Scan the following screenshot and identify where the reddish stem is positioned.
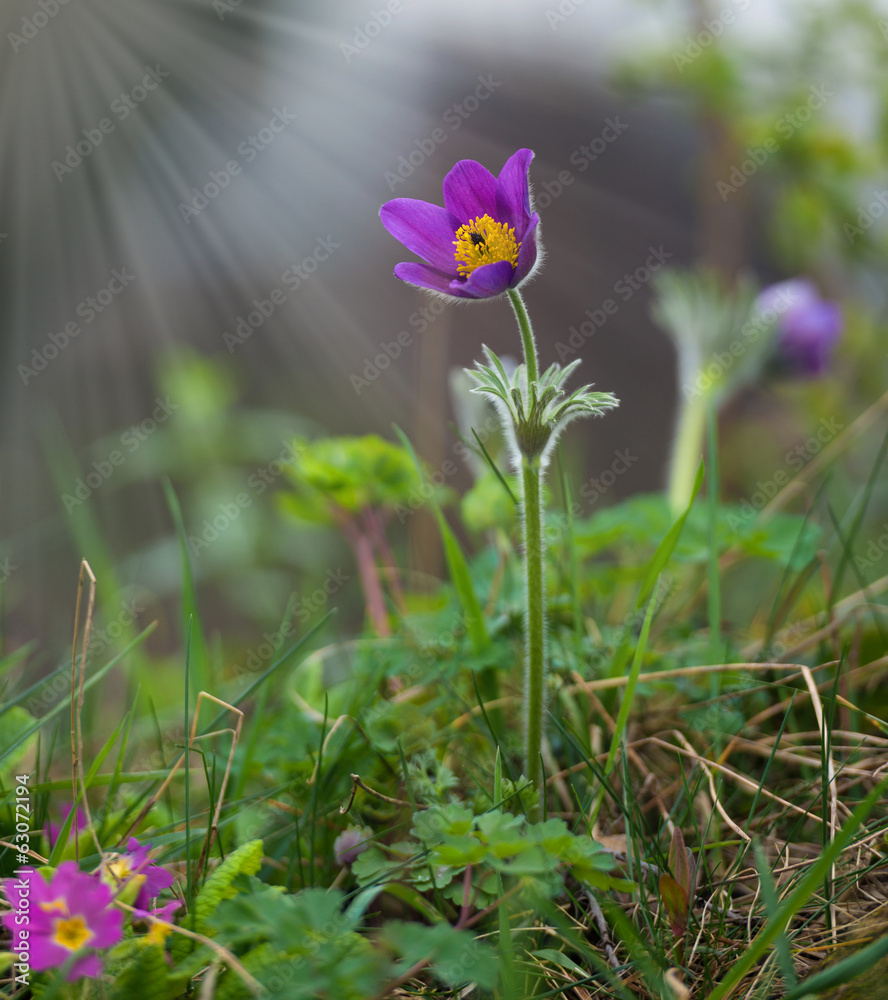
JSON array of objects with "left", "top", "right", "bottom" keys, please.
[
  {"left": 338, "top": 511, "right": 390, "bottom": 637},
  {"left": 362, "top": 507, "right": 407, "bottom": 615}
]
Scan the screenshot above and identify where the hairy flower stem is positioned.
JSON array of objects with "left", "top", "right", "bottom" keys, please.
[
  {"left": 508, "top": 289, "right": 546, "bottom": 821},
  {"left": 521, "top": 456, "right": 546, "bottom": 822},
  {"left": 507, "top": 288, "right": 539, "bottom": 387}
]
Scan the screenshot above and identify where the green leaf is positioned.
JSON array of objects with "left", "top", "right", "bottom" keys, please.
[
  {"left": 0, "top": 706, "right": 38, "bottom": 781},
  {"left": 381, "top": 921, "right": 498, "bottom": 989},
  {"left": 394, "top": 426, "right": 489, "bottom": 654},
  {"left": 192, "top": 840, "right": 264, "bottom": 936},
  {"left": 412, "top": 803, "right": 475, "bottom": 843}
]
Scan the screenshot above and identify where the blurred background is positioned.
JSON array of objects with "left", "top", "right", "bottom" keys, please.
[{"left": 2, "top": 0, "right": 887, "bottom": 671}]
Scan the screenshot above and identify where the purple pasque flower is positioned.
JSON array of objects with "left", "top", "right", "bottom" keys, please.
[
  {"left": 756, "top": 278, "right": 842, "bottom": 376},
  {"left": 103, "top": 838, "right": 176, "bottom": 909},
  {"left": 380, "top": 148, "right": 541, "bottom": 300},
  {"left": 2, "top": 863, "right": 123, "bottom": 980}
]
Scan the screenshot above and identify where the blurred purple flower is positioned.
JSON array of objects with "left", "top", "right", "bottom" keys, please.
[
  {"left": 333, "top": 826, "right": 371, "bottom": 866},
  {"left": 379, "top": 148, "right": 541, "bottom": 300},
  {"left": 757, "top": 279, "right": 842, "bottom": 376},
  {"left": 2, "top": 863, "right": 122, "bottom": 980},
  {"left": 133, "top": 899, "right": 182, "bottom": 949},
  {"left": 45, "top": 804, "right": 88, "bottom": 851}
]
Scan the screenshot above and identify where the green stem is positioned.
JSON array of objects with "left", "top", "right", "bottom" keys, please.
[
  {"left": 507, "top": 288, "right": 539, "bottom": 388},
  {"left": 521, "top": 456, "right": 546, "bottom": 822},
  {"left": 507, "top": 289, "right": 547, "bottom": 821},
  {"left": 668, "top": 386, "right": 709, "bottom": 516}
]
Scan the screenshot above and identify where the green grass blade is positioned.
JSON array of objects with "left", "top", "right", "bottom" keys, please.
[
  {"left": 705, "top": 773, "right": 888, "bottom": 1000},
  {"left": 830, "top": 420, "right": 888, "bottom": 607},
  {"left": 47, "top": 711, "right": 130, "bottom": 865},
  {"left": 163, "top": 477, "right": 210, "bottom": 694},
  {"left": 783, "top": 932, "right": 888, "bottom": 1000},
  {"left": 0, "top": 624, "right": 155, "bottom": 765},
  {"left": 752, "top": 840, "right": 797, "bottom": 991},
  {"left": 604, "top": 582, "right": 660, "bottom": 779},
  {"left": 472, "top": 427, "right": 517, "bottom": 505},
  {"left": 607, "top": 459, "right": 703, "bottom": 682},
  {"left": 637, "top": 459, "right": 704, "bottom": 610},
  {"left": 393, "top": 425, "right": 489, "bottom": 654}
]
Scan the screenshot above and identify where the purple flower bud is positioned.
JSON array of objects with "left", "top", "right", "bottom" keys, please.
[
  {"left": 333, "top": 826, "right": 371, "bottom": 866},
  {"left": 756, "top": 279, "right": 843, "bottom": 376}
]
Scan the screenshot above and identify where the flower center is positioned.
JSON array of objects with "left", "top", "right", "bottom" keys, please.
[
  {"left": 40, "top": 898, "right": 68, "bottom": 915},
  {"left": 108, "top": 859, "right": 133, "bottom": 880},
  {"left": 53, "top": 914, "right": 94, "bottom": 952},
  {"left": 453, "top": 215, "right": 520, "bottom": 277}
]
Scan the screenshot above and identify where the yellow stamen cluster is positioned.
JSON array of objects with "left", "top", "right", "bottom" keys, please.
[
  {"left": 107, "top": 859, "right": 133, "bottom": 881},
  {"left": 53, "top": 914, "right": 94, "bottom": 952},
  {"left": 453, "top": 215, "right": 520, "bottom": 277},
  {"left": 146, "top": 919, "right": 174, "bottom": 946}
]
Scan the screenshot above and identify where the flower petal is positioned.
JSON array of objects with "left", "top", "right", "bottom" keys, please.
[
  {"left": 513, "top": 213, "right": 540, "bottom": 285},
  {"left": 496, "top": 148, "right": 534, "bottom": 233},
  {"left": 380, "top": 199, "right": 462, "bottom": 271},
  {"left": 450, "top": 260, "right": 515, "bottom": 299},
  {"left": 88, "top": 903, "right": 124, "bottom": 948},
  {"left": 394, "top": 261, "right": 461, "bottom": 296},
  {"left": 67, "top": 954, "right": 103, "bottom": 981},
  {"left": 442, "top": 159, "right": 497, "bottom": 222}
]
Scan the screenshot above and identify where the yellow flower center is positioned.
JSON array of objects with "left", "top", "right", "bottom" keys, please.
[
  {"left": 108, "top": 859, "right": 133, "bottom": 880},
  {"left": 146, "top": 920, "right": 173, "bottom": 946},
  {"left": 40, "top": 898, "right": 68, "bottom": 915},
  {"left": 53, "top": 914, "right": 94, "bottom": 952},
  {"left": 453, "top": 215, "right": 520, "bottom": 277}
]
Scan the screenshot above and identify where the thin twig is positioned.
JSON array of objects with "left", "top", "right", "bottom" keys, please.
[
  {"left": 582, "top": 888, "right": 620, "bottom": 969},
  {"left": 346, "top": 773, "right": 420, "bottom": 810},
  {"left": 116, "top": 899, "right": 262, "bottom": 996},
  {"left": 69, "top": 560, "right": 103, "bottom": 861}
]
